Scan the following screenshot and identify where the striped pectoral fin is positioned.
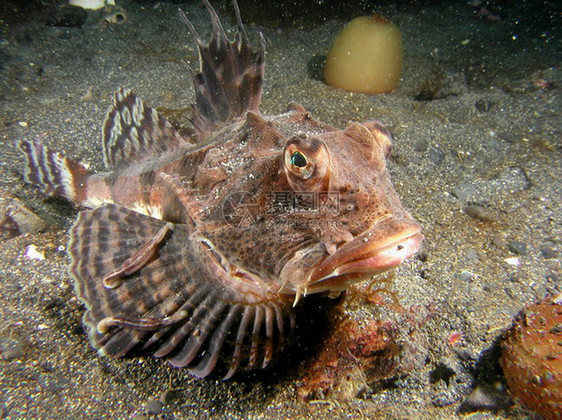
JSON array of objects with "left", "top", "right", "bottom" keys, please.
[
  {"left": 69, "top": 204, "right": 183, "bottom": 357},
  {"left": 17, "top": 140, "right": 92, "bottom": 204},
  {"left": 69, "top": 204, "right": 294, "bottom": 378}
]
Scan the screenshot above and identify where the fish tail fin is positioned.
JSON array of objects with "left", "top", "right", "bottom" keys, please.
[
  {"left": 179, "top": 0, "right": 265, "bottom": 140},
  {"left": 17, "top": 140, "right": 93, "bottom": 205}
]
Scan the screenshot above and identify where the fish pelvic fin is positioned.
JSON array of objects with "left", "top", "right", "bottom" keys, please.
[
  {"left": 102, "top": 88, "right": 189, "bottom": 169},
  {"left": 180, "top": 0, "right": 265, "bottom": 141},
  {"left": 17, "top": 139, "right": 92, "bottom": 205}
]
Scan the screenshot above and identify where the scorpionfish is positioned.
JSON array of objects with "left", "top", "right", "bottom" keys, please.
[{"left": 18, "top": 0, "right": 423, "bottom": 379}]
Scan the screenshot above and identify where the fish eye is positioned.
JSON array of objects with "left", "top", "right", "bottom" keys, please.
[
  {"left": 284, "top": 142, "right": 314, "bottom": 180},
  {"left": 283, "top": 135, "right": 330, "bottom": 187},
  {"left": 290, "top": 151, "right": 308, "bottom": 168},
  {"left": 285, "top": 148, "right": 313, "bottom": 179}
]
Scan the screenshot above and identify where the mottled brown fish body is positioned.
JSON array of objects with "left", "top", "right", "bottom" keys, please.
[
  {"left": 17, "top": 0, "right": 422, "bottom": 379},
  {"left": 80, "top": 147, "right": 197, "bottom": 222}
]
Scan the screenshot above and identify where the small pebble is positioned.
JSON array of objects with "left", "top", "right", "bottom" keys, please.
[
  {"left": 0, "top": 335, "right": 25, "bottom": 360},
  {"left": 459, "top": 384, "right": 511, "bottom": 413},
  {"left": 38, "top": 373, "right": 70, "bottom": 393},
  {"left": 25, "top": 245, "right": 45, "bottom": 261},
  {"left": 465, "top": 248, "right": 479, "bottom": 261},
  {"left": 452, "top": 167, "right": 530, "bottom": 203},
  {"left": 540, "top": 241, "right": 558, "bottom": 259},
  {"left": 463, "top": 205, "right": 498, "bottom": 223},
  {"left": 428, "top": 146, "right": 445, "bottom": 165},
  {"left": 413, "top": 139, "right": 428, "bottom": 152},
  {"left": 460, "top": 270, "right": 475, "bottom": 282},
  {"left": 506, "top": 241, "right": 527, "bottom": 255},
  {"left": 498, "top": 132, "right": 518, "bottom": 143},
  {"left": 451, "top": 183, "right": 477, "bottom": 202},
  {"left": 145, "top": 399, "right": 163, "bottom": 415},
  {"left": 504, "top": 257, "right": 519, "bottom": 266}
]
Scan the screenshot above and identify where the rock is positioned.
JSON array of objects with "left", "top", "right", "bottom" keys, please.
[
  {"left": 540, "top": 241, "right": 558, "bottom": 259},
  {"left": 144, "top": 399, "right": 163, "bottom": 415},
  {"left": 458, "top": 384, "right": 511, "bottom": 413},
  {"left": 464, "top": 248, "right": 480, "bottom": 261},
  {"left": 459, "top": 270, "right": 475, "bottom": 282},
  {"left": 452, "top": 183, "right": 477, "bottom": 202},
  {"left": 0, "top": 335, "right": 26, "bottom": 360},
  {"left": 506, "top": 241, "right": 527, "bottom": 255},
  {"left": 500, "top": 295, "right": 562, "bottom": 419},
  {"left": 38, "top": 373, "right": 71, "bottom": 393},
  {"left": 452, "top": 166, "right": 530, "bottom": 204},
  {"left": 25, "top": 245, "right": 45, "bottom": 261},
  {"left": 297, "top": 318, "right": 401, "bottom": 402},
  {"left": 427, "top": 146, "right": 445, "bottom": 165},
  {"left": 0, "top": 199, "right": 54, "bottom": 240},
  {"left": 0, "top": 213, "right": 20, "bottom": 240},
  {"left": 9, "top": 204, "right": 52, "bottom": 234},
  {"left": 413, "top": 139, "right": 428, "bottom": 152},
  {"left": 463, "top": 205, "right": 499, "bottom": 223}
]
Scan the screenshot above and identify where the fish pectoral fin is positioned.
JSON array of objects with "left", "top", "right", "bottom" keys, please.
[
  {"left": 102, "top": 88, "right": 190, "bottom": 169},
  {"left": 69, "top": 203, "right": 293, "bottom": 378}
]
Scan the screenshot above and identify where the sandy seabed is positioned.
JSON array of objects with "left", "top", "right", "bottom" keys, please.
[{"left": 0, "top": 0, "right": 560, "bottom": 418}]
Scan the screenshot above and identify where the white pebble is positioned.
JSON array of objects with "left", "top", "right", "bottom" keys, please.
[
  {"left": 25, "top": 245, "right": 45, "bottom": 261},
  {"left": 504, "top": 257, "right": 519, "bottom": 266}
]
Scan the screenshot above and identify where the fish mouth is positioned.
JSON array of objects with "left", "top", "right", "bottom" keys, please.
[{"left": 305, "top": 218, "right": 423, "bottom": 294}]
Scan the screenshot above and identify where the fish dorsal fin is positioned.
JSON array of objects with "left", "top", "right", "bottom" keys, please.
[
  {"left": 102, "top": 88, "right": 187, "bottom": 169},
  {"left": 179, "top": 0, "right": 265, "bottom": 141}
]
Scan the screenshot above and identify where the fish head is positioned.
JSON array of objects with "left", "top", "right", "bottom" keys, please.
[
  {"left": 196, "top": 109, "right": 422, "bottom": 300},
  {"left": 276, "top": 118, "right": 423, "bottom": 296}
]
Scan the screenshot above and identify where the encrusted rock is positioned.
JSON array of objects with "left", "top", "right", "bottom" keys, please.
[{"left": 500, "top": 294, "right": 562, "bottom": 419}]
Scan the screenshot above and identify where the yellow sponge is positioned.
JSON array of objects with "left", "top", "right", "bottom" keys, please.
[{"left": 324, "top": 15, "right": 403, "bottom": 94}]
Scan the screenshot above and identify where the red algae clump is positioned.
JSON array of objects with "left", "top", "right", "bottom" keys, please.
[{"left": 297, "top": 318, "right": 400, "bottom": 402}]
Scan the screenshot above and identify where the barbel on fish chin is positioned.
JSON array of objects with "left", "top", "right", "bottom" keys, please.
[{"left": 17, "top": 0, "right": 423, "bottom": 379}]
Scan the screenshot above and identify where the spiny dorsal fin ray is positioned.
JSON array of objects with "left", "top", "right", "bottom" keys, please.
[
  {"left": 69, "top": 204, "right": 292, "bottom": 378},
  {"left": 179, "top": 0, "right": 265, "bottom": 141},
  {"left": 102, "top": 88, "right": 188, "bottom": 169}
]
